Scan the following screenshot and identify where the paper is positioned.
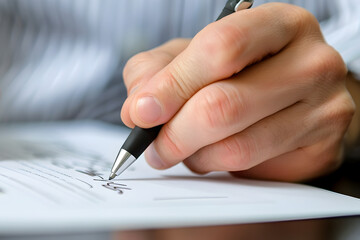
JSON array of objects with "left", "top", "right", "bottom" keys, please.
[{"left": 0, "top": 121, "right": 359, "bottom": 234}]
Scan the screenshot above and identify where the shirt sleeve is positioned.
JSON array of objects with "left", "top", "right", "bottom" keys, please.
[{"left": 320, "top": 0, "right": 360, "bottom": 79}]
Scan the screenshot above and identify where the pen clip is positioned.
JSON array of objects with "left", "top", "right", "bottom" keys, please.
[
  {"left": 216, "top": 0, "right": 253, "bottom": 21},
  {"left": 234, "top": 0, "right": 253, "bottom": 11}
]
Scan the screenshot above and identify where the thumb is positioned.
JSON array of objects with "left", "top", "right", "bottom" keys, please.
[{"left": 121, "top": 39, "right": 191, "bottom": 127}]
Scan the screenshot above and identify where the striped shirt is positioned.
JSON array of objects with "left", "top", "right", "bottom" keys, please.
[{"left": 0, "top": 0, "right": 359, "bottom": 123}]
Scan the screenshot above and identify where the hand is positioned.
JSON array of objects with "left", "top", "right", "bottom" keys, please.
[{"left": 121, "top": 3, "right": 355, "bottom": 182}]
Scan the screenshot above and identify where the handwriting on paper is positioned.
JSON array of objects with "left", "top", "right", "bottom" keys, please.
[{"left": 0, "top": 138, "right": 132, "bottom": 198}]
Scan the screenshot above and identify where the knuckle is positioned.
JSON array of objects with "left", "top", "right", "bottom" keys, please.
[
  {"left": 306, "top": 46, "right": 347, "bottom": 85},
  {"left": 340, "top": 93, "right": 355, "bottom": 119},
  {"left": 276, "top": 3, "right": 319, "bottom": 36},
  {"left": 123, "top": 52, "right": 152, "bottom": 87},
  {"left": 319, "top": 47, "right": 347, "bottom": 79},
  {"left": 316, "top": 91, "right": 355, "bottom": 139},
  {"left": 331, "top": 92, "right": 355, "bottom": 127},
  {"left": 160, "top": 125, "right": 187, "bottom": 160},
  {"left": 220, "top": 136, "right": 254, "bottom": 170},
  {"left": 198, "top": 84, "right": 246, "bottom": 131},
  {"left": 196, "top": 22, "right": 248, "bottom": 73},
  {"left": 292, "top": 6, "right": 317, "bottom": 30},
  {"left": 260, "top": 3, "right": 319, "bottom": 38},
  {"left": 123, "top": 52, "right": 150, "bottom": 77},
  {"left": 159, "top": 66, "right": 194, "bottom": 102}
]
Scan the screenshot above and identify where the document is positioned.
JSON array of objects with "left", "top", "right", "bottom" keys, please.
[{"left": 0, "top": 121, "right": 359, "bottom": 234}]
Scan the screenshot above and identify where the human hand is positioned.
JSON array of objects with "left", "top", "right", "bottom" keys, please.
[{"left": 121, "top": 3, "right": 354, "bottom": 182}]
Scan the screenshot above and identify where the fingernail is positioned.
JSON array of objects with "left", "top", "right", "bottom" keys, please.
[
  {"left": 136, "top": 96, "right": 162, "bottom": 123},
  {"left": 145, "top": 144, "right": 165, "bottom": 169}
]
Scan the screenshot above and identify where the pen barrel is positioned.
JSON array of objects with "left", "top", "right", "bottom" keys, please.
[
  {"left": 216, "top": 0, "right": 237, "bottom": 20},
  {"left": 121, "top": 125, "right": 163, "bottom": 158}
]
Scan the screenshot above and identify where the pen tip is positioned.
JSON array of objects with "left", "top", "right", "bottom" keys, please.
[{"left": 109, "top": 172, "right": 116, "bottom": 180}]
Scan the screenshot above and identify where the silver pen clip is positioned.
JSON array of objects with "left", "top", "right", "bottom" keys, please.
[{"left": 234, "top": 0, "right": 254, "bottom": 11}]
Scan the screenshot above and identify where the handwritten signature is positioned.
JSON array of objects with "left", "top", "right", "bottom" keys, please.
[{"left": 77, "top": 169, "right": 132, "bottom": 194}]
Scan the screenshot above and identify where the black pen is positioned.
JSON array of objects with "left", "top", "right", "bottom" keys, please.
[{"left": 109, "top": 0, "right": 254, "bottom": 180}]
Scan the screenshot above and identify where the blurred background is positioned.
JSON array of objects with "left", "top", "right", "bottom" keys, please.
[
  {"left": 0, "top": 0, "right": 225, "bottom": 123},
  {"left": 0, "top": 0, "right": 359, "bottom": 239},
  {"left": 1, "top": 0, "right": 359, "bottom": 124}
]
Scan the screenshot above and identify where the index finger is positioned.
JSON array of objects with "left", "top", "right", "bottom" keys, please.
[{"left": 123, "top": 38, "right": 191, "bottom": 95}]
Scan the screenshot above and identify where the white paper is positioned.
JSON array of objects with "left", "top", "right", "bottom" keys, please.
[{"left": 0, "top": 121, "right": 359, "bottom": 234}]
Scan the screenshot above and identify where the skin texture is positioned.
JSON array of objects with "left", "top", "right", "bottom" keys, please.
[{"left": 120, "top": 3, "right": 355, "bottom": 182}]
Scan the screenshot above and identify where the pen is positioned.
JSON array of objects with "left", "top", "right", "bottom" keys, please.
[{"left": 109, "top": 0, "right": 254, "bottom": 180}]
